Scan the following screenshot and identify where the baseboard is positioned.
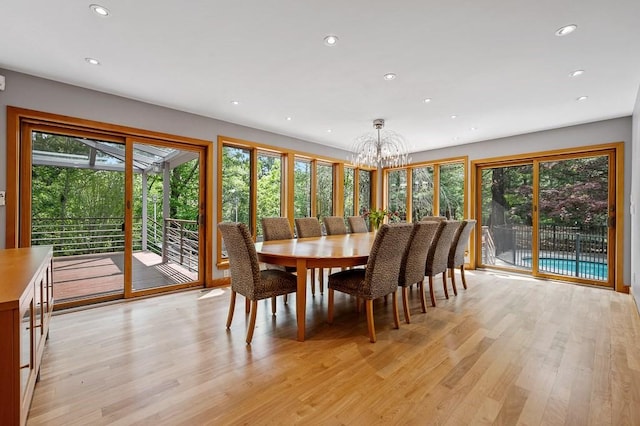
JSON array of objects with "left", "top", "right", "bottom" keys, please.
[{"left": 207, "top": 277, "right": 230, "bottom": 288}]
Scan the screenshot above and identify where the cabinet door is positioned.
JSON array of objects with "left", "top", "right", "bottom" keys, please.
[{"left": 19, "top": 298, "right": 34, "bottom": 401}]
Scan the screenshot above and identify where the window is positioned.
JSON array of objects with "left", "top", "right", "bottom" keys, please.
[
  {"left": 358, "top": 169, "right": 372, "bottom": 215},
  {"left": 316, "top": 163, "right": 334, "bottom": 221},
  {"left": 221, "top": 146, "right": 251, "bottom": 225},
  {"left": 256, "top": 152, "right": 283, "bottom": 239},
  {"left": 294, "top": 158, "right": 312, "bottom": 218},
  {"left": 344, "top": 167, "right": 355, "bottom": 217},
  {"left": 439, "top": 162, "right": 464, "bottom": 219},
  {"left": 387, "top": 169, "right": 407, "bottom": 221},
  {"left": 412, "top": 166, "right": 434, "bottom": 220}
]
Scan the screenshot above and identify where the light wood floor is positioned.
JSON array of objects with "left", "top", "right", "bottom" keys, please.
[{"left": 28, "top": 270, "right": 640, "bottom": 425}]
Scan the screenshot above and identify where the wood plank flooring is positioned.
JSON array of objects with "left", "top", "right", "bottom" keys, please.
[{"left": 28, "top": 270, "right": 640, "bottom": 425}]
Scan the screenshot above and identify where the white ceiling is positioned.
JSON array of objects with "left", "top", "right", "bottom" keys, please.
[{"left": 2, "top": 1, "right": 640, "bottom": 154}]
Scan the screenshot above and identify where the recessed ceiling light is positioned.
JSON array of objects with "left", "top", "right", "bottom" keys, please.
[
  {"left": 577, "top": 96, "right": 588, "bottom": 101},
  {"left": 569, "top": 69, "right": 585, "bottom": 77},
  {"left": 383, "top": 73, "right": 396, "bottom": 81},
  {"left": 286, "top": 116, "right": 292, "bottom": 121},
  {"left": 323, "top": 35, "right": 338, "bottom": 46},
  {"left": 85, "top": 57, "right": 100, "bottom": 65},
  {"left": 555, "top": 24, "right": 577, "bottom": 36},
  {"left": 230, "top": 100, "right": 240, "bottom": 105},
  {"left": 450, "top": 115, "right": 457, "bottom": 119},
  {"left": 470, "top": 127, "right": 477, "bottom": 131},
  {"left": 423, "top": 98, "right": 432, "bottom": 103},
  {"left": 327, "top": 129, "right": 332, "bottom": 133},
  {"left": 90, "top": 4, "right": 110, "bottom": 17}
]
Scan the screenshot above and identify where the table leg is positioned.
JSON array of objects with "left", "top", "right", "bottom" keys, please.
[{"left": 296, "top": 259, "right": 307, "bottom": 341}]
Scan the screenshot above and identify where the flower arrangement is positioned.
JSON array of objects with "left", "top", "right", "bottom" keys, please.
[{"left": 361, "top": 208, "right": 401, "bottom": 230}]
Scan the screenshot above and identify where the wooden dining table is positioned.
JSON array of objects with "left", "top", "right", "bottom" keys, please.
[{"left": 255, "top": 231, "right": 378, "bottom": 341}]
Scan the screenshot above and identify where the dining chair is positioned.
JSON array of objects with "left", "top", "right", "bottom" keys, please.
[
  {"left": 323, "top": 216, "right": 348, "bottom": 235},
  {"left": 294, "top": 217, "right": 324, "bottom": 295},
  {"left": 424, "top": 220, "right": 463, "bottom": 307},
  {"left": 448, "top": 219, "right": 477, "bottom": 291},
  {"left": 261, "top": 217, "right": 296, "bottom": 305},
  {"left": 421, "top": 215, "right": 447, "bottom": 221},
  {"left": 348, "top": 216, "right": 369, "bottom": 233},
  {"left": 218, "top": 222, "right": 298, "bottom": 344},
  {"left": 398, "top": 221, "right": 443, "bottom": 323},
  {"left": 327, "top": 223, "right": 414, "bottom": 343}
]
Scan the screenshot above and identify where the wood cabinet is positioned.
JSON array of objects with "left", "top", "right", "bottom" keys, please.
[{"left": 0, "top": 246, "right": 54, "bottom": 426}]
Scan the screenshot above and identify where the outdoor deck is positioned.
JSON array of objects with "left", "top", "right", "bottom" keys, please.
[{"left": 53, "top": 251, "right": 198, "bottom": 301}]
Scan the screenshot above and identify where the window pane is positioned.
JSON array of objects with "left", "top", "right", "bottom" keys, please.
[
  {"left": 412, "top": 166, "right": 434, "bottom": 220},
  {"left": 344, "top": 167, "right": 355, "bottom": 217},
  {"left": 221, "top": 146, "right": 250, "bottom": 225},
  {"left": 387, "top": 169, "right": 407, "bottom": 221},
  {"left": 439, "top": 163, "right": 464, "bottom": 219},
  {"left": 256, "top": 152, "right": 282, "bottom": 240},
  {"left": 316, "top": 163, "right": 333, "bottom": 220},
  {"left": 294, "top": 159, "right": 311, "bottom": 218},
  {"left": 358, "top": 170, "right": 372, "bottom": 215}
]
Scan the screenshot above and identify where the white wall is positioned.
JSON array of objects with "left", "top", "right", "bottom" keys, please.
[
  {"left": 631, "top": 85, "right": 640, "bottom": 309},
  {"left": 412, "top": 116, "right": 633, "bottom": 288}
]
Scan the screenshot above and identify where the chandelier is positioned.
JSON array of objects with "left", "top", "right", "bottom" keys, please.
[{"left": 350, "top": 119, "right": 411, "bottom": 168}]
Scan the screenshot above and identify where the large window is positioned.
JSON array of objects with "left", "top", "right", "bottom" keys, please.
[
  {"left": 387, "top": 169, "right": 407, "bottom": 221},
  {"left": 316, "top": 162, "right": 334, "bottom": 221},
  {"left": 217, "top": 137, "right": 376, "bottom": 265},
  {"left": 383, "top": 158, "right": 466, "bottom": 223},
  {"left": 412, "top": 166, "right": 434, "bottom": 220},
  {"left": 344, "top": 167, "right": 355, "bottom": 217},
  {"left": 294, "top": 158, "right": 312, "bottom": 218}
]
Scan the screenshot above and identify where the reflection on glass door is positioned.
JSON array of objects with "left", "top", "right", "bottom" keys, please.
[
  {"left": 131, "top": 143, "right": 202, "bottom": 292},
  {"left": 537, "top": 155, "right": 610, "bottom": 283},
  {"left": 479, "top": 164, "right": 533, "bottom": 270},
  {"left": 31, "top": 131, "right": 125, "bottom": 302}
]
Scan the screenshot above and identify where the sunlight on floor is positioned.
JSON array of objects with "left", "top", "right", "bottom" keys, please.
[{"left": 198, "top": 288, "right": 226, "bottom": 299}]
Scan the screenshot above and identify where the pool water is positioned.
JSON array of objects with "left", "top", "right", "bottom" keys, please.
[{"left": 522, "top": 257, "right": 607, "bottom": 280}]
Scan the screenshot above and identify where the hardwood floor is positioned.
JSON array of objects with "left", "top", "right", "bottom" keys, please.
[{"left": 28, "top": 270, "right": 640, "bottom": 425}]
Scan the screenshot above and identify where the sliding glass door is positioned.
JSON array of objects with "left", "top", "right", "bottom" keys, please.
[{"left": 476, "top": 149, "right": 616, "bottom": 287}]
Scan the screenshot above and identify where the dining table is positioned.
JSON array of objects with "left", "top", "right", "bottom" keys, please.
[{"left": 255, "top": 231, "right": 378, "bottom": 341}]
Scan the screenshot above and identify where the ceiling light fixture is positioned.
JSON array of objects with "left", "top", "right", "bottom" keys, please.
[
  {"left": 450, "top": 115, "right": 457, "bottom": 119},
  {"left": 323, "top": 35, "right": 338, "bottom": 46},
  {"left": 569, "top": 69, "right": 584, "bottom": 77},
  {"left": 555, "top": 24, "right": 577, "bottom": 36},
  {"left": 327, "top": 129, "right": 332, "bottom": 133},
  {"left": 230, "top": 100, "right": 240, "bottom": 105},
  {"left": 89, "top": 4, "right": 110, "bottom": 16},
  {"left": 423, "top": 98, "right": 432, "bottom": 103},
  {"left": 577, "top": 96, "right": 588, "bottom": 101},
  {"left": 351, "top": 118, "right": 411, "bottom": 169},
  {"left": 286, "top": 116, "right": 292, "bottom": 121},
  {"left": 383, "top": 73, "right": 396, "bottom": 81},
  {"left": 85, "top": 57, "right": 100, "bottom": 65}
]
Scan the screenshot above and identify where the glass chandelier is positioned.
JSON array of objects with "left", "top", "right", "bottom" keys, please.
[{"left": 350, "top": 119, "right": 411, "bottom": 168}]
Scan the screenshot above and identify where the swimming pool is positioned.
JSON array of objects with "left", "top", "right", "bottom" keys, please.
[{"left": 522, "top": 257, "right": 607, "bottom": 280}]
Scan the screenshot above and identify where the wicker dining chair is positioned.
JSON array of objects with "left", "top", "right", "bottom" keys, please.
[
  {"left": 424, "top": 220, "right": 463, "bottom": 307},
  {"left": 398, "top": 221, "right": 443, "bottom": 323},
  {"left": 261, "top": 216, "right": 296, "bottom": 305},
  {"left": 218, "top": 222, "right": 297, "bottom": 344},
  {"left": 323, "top": 216, "right": 348, "bottom": 235},
  {"left": 327, "top": 223, "right": 414, "bottom": 342},
  {"left": 448, "top": 219, "right": 477, "bottom": 291},
  {"left": 421, "top": 215, "right": 447, "bottom": 222},
  {"left": 294, "top": 217, "right": 324, "bottom": 295},
  {"left": 348, "top": 216, "right": 369, "bottom": 233}
]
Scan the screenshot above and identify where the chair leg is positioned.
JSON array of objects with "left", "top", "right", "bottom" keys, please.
[
  {"left": 328, "top": 289, "right": 335, "bottom": 324},
  {"left": 284, "top": 294, "right": 288, "bottom": 304},
  {"left": 392, "top": 292, "right": 400, "bottom": 329},
  {"left": 310, "top": 268, "right": 316, "bottom": 295},
  {"left": 429, "top": 276, "right": 436, "bottom": 307},
  {"left": 419, "top": 279, "right": 427, "bottom": 313},
  {"left": 460, "top": 265, "right": 468, "bottom": 289},
  {"left": 319, "top": 268, "right": 324, "bottom": 294},
  {"left": 226, "top": 290, "right": 237, "bottom": 329},
  {"left": 271, "top": 296, "right": 277, "bottom": 314},
  {"left": 442, "top": 272, "right": 449, "bottom": 299},
  {"left": 365, "top": 299, "right": 376, "bottom": 343},
  {"left": 450, "top": 268, "right": 458, "bottom": 296},
  {"left": 401, "top": 286, "right": 411, "bottom": 323},
  {"left": 245, "top": 298, "right": 251, "bottom": 314},
  {"left": 246, "top": 300, "right": 258, "bottom": 344}
]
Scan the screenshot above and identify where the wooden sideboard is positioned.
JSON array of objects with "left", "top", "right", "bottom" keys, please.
[{"left": 0, "top": 246, "right": 54, "bottom": 426}]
